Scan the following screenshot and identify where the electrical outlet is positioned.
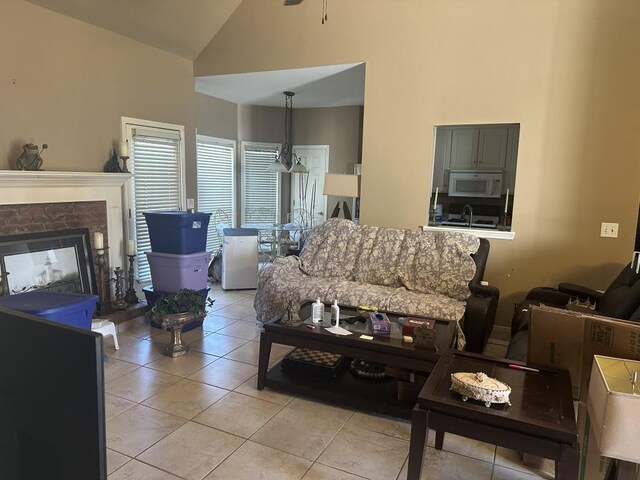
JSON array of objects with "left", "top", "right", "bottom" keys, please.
[
  {"left": 186, "top": 198, "right": 195, "bottom": 210},
  {"left": 600, "top": 222, "right": 619, "bottom": 238}
]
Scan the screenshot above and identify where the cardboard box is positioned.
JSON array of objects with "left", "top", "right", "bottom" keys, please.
[
  {"left": 527, "top": 306, "right": 640, "bottom": 400},
  {"left": 528, "top": 306, "right": 585, "bottom": 398},
  {"left": 580, "top": 412, "right": 613, "bottom": 480}
]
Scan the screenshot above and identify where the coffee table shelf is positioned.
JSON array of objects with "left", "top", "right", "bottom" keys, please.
[
  {"left": 265, "top": 361, "right": 415, "bottom": 418},
  {"left": 258, "top": 302, "right": 457, "bottom": 418}
]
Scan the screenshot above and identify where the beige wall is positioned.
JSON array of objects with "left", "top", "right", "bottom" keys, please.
[
  {"left": 0, "top": 0, "right": 196, "bottom": 190},
  {"left": 196, "top": 0, "right": 640, "bottom": 326},
  {"left": 294, "top": 106, "right": 363, "bottom": 174},
  {"left": 293, "top": 106, "right": 364, "bottom": 217},
  {"left": 195, "top": 93, "right": 238, "bottom": 140}
]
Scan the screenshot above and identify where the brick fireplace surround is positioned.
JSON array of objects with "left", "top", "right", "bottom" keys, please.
[{"left": 0, "top": 201, "right": 108, "bottom": 242}]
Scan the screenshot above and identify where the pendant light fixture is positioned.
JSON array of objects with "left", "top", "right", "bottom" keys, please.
[{"left": 268, "top": 91, "right": 308, "bottom": 174}]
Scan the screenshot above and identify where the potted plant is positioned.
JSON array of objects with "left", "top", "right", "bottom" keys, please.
[{"left": 151, "top": 289, "right": 213, "bottom": 357}]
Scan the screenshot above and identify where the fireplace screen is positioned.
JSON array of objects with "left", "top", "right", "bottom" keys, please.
[{"left": 0, "top": 228, "right": 97, "bottom": 296}]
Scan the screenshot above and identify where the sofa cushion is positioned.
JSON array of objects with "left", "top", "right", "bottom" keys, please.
[
  {"left": 386, "top": 288, "right": 467, "bottom": 322},
  {"left": 352, "top": 225, "right": 405, "bottom": 287},
  {"left": 323, "top": 279, "right": 403, "bottom": 311},
  {"left": 255, "top": 256, "right": 338, "bottom": 323},
  {"left": 397, "top": 230, "right": 479, "bottom": 301},
  {"left": 299, "top": 218, "right": 362, "bottom": 279},
  {"left": 327, "top": 279, "right": 466, "bottom": 323}
]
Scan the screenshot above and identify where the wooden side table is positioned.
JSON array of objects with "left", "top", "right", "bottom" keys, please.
[{"left": 408, "top": 350, "right": 579, "bottom": 480}]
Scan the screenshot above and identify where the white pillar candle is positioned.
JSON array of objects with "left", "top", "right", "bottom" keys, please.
[
  {"left": 127, "top": 239, "right": 136, "bottom": 256},
  {"left": 93, "top": 232, "right": 104, "bottom": 250},
  {"left": 433, "top": 187, "right": 439, "bottom": 210},
  {"left": 504, "top": 188, "right": 510, "bottom": 214},
  {"left": 119, "top": 141, "right": 129, "bottom": 157}
]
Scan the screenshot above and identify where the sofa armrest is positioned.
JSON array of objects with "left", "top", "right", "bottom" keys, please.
[
  {"left": 463, "top": 294, "right": 498, "bottom": 354},
  {"left": 524, "top": 287, "right": 572, "bottom": 307},
  {"left": 470, "top": 283, "right": 500, "bottom": 300},
  {"left": 557, "top": 282, "right": 604, "bottom": 302}
]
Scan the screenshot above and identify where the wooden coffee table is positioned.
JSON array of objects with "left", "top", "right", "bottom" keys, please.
[
  {"left": 257, "top": 302, "right": 457, "bottom": 418},
  {"left": 408, "top": 349, "right": 579, "bottom": 480}
]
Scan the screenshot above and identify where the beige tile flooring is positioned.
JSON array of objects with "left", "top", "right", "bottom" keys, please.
[{"left": 105, "top": 285, "right": 553, "bottom": 480}]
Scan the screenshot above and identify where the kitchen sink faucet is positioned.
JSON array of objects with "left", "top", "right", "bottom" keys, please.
[{"left": 461, "top": 204, "right": 474, "bottom": 227}]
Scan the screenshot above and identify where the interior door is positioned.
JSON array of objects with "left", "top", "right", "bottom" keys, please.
[{"left": 291, "top": 145, "right": 329, "bottom": 226}]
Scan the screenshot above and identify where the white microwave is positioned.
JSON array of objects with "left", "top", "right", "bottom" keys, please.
[{"left": 448, "top": 171, "right": 502, "bottom": 198}]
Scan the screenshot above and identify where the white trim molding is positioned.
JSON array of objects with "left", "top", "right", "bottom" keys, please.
[
  {"left": 0, "top": 170, "right": 130, "bottom": 188},
  {"left": 422, "top": 225, "right": 516, "bottom": 240}
]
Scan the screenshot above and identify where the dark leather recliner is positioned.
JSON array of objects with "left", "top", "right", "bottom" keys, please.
[
  {"left": 506, "top": 261, "right": 640, "bottom": 361},
  {"left": 463, "top": 238, "right": 500, "bottom": 354}
]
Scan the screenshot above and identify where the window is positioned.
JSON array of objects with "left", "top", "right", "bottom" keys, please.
[
  {"left": 241, "top": 142, "right": 281, "bottom": 224},
  {"left": 196, "top": 135, "right": 236, "bottom": 252},
  {"left": 123, "top": 118, "right": 185, "bottom": 284}
]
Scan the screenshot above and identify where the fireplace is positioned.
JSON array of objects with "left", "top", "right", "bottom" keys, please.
[{"left": 0, "top": 171, "right": 131, "bottom": 302}]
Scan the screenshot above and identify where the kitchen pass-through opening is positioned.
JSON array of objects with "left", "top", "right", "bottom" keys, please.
[{"left": 428, "top": 123, "right": 520, "bottom": 234}]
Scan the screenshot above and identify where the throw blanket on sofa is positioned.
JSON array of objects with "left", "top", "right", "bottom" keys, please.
[{"left": 254, "top": 218, "right": 480, "bottom": 348}]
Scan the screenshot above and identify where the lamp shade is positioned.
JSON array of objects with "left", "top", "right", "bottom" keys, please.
[
  {"left": 586, "top": 355, "right": 640, "bottom": 463},
  {"left": 268, "top": 158, "right": 288, "bottom": 172},
  {"left": 289, "top": 157, "right": 308, "bottom": 173},
  {"left": 323, "top": 173, "right": 359, "bottom": 197}
]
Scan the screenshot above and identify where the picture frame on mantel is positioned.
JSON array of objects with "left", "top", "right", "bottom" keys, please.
[{"left": 0, "top": 228, "right": 97, "bottom": 296}]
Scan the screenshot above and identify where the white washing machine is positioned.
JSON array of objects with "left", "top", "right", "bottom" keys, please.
[{"left": 221, "top": 228, "right": 258, "bottom": 290}]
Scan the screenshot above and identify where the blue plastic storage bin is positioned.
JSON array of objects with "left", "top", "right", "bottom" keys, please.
[
  {"left": 143, "top": 211, "right": 212, "bottom": 254},
  {"left": 142, "top": 286, "right": 209, "bottom": 333},
  {"left": 0, "top": 291, "right": 98, "bottom": 330}
]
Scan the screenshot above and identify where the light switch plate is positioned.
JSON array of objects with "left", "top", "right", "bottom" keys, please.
[{"left": 601, "top": 222, "right": 619, "bottom": 238}]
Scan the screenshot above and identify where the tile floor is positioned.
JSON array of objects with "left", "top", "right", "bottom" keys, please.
[{"left": 104, "top": 285, "right": 554, "bottom": 480}]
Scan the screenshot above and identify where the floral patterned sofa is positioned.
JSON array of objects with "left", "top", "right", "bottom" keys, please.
[{"left": 254, "top": 218, "right": 499, "bottom": 353}]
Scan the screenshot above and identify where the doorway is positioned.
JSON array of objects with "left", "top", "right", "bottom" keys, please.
[{"left": 291, "top": 145, "right": 329, "bottom": 226}]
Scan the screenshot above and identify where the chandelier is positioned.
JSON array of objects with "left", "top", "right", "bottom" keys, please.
[{"left": 268, "top": 91, "right": 308, "bottom": 174}]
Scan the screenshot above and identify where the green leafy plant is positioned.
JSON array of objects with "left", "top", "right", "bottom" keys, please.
[{"left": 151, "top": 289, "right": 214, "bottom": 319}]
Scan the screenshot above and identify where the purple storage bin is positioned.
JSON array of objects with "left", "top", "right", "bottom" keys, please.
[
  {"left": 143, "top": 286, "right": 209, "bottom": 332},
  {"left": 0, "top": 291, "right": 98, "bottom": 330},
  {"left": 144, "top": 211, "right": 211, "bottom": 254},
  {"left": 146, "top": 251, "right": 211, "bottom": 292}
]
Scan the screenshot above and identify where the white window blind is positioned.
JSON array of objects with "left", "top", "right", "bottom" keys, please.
[
  {"left": 241, "top": 142, "right": 280, "bottom": 224},
  {"left": 197, "top": 135, "right": 235, "bottom": 252},
  {"left": 129, "top": 126, "right": 183, "bottom": 283}
]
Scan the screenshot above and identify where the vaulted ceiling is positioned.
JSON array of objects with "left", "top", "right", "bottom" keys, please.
[
  {"left": 24, "top": 0, "right": 365, "bottom": 107},
  {"left": 24, "top": 0, "right": 243, "bottom": 59}
]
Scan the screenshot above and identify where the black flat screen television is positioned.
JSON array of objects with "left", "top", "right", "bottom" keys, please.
[{"left": 0, "top": 306, "right": 107, "bottom": 479}]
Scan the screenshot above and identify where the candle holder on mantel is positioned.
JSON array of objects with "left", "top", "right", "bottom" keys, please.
[
  {"left": 112, "top": 267, "right": 127, "bottom": 310},
  {"left": 94, "top": 248, "right": 112, "bottom": 315},
  {"left": 119, "top": 156, "right": 130, "bottom": 174},
  {"left": 124, "top": 254, "right": 139, "bottom": 304}
]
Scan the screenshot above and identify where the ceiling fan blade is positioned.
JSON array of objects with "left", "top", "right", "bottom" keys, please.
[{"left": 283, "top": 0, "right": 304, "bottom": 5}]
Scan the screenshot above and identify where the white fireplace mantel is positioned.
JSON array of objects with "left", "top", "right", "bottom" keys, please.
[
  {"left": 0, "top": 170, "right": 132, "bottom": 272},
  {"left": 0, "top": 170, "right": 131, "bottom": 188}
]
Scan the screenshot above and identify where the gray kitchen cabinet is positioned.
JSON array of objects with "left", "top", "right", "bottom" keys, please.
[
  {"left": 450, "top": 127, "right": 479, "bottom": 170},
  {"left": 503, "top": 126, "right": 519, "bottom": 194},
  {"left": 449, "top": 126, "right": 508, "bottom": 170},
  {"left": 477, "top": 127, "right": 507, "bottom": 169},
  {"left": 432, "top": 128, "right": 452, "bottom": 192}
]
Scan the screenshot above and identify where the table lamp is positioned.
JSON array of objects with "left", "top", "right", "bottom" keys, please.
[
  {"left": 587, "top": 355, "right": 640, "bottom": 480},
  {"left": 323, "top": 173, "right": 359, "bottom": 220}
]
